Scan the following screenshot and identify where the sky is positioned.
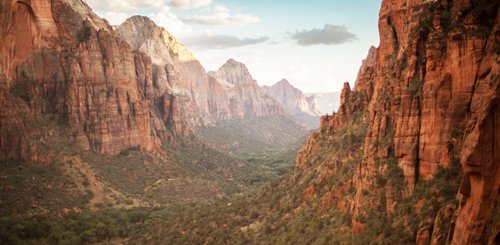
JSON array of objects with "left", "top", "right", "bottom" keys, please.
[{"left": 85, "top": 0, "right": 382, "bottom": 93}]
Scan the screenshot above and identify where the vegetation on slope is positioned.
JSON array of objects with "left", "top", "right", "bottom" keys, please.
[
  {"left": 194, "top": 114, "right": 310, "bottom": 186},
  {"left": 0, "top": 95, "right": 462, "bottom": 244},
  {"left": 0, "top": 111, "right": 305, "bottom": 217},
  {"left": 194, "top": 115, "right": 308, "bottom": 157}
]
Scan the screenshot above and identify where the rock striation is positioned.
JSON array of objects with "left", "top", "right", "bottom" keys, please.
[
  {"left": 116, "top": 18, "right": 283, "bottom": 124},
  {"left": 295, "top": 0, "right": 499, "bottom": 243},
  {"left": 0, "top": 0, "right": 183, "bottom": 157},
  {"left": 0, "top": 1, "right": 285, "bottom": 158},
  {"left": 115, "top": 16, "right": 215, "bottom": 126}
]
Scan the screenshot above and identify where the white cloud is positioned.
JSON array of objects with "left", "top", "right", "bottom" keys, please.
[
  {"left": 150, "top": 6, "right": 193, "bottom": 37},
  {"left": 100, "top": 11, "right": 130, "bottom": 25},
  {"left": 86, "top": 0, "right": 163, "bottom": 12},
  {"left": 86, "top": 0, "right": 193, "bottom": 37},
  {"left": 289, "top": 24, "right": 357, "bottom": 46},
  {"left": 183, "top": 5, "right": 260, "bottom": 26},
  {"left": 170, "top": 0, "right": 211, "bottom": 9},
  {"left": 181, "top": 34, "right": 269, "bottom": 49}
]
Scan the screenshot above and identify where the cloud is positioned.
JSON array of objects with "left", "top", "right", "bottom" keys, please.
[
  {"left": 183, "top": 5, "right": 260, "bottom": 26},
  {"left": 181, "top": 34, "right": 269, "bottom": 49},
  {"left": 150, "top": 6, "right": 193, "bottom": 37},
  {"left": 86, "top": 0, "right": 163, "bottom": 12},
  {"left": 289, "top": 24, "right": 357, "bottom": 46},
  {"left": 170, "top": 0, "right": 212, "bottom": 9},
  {"left": 100, "top": 11, "right": 130, "bottom": 25},
  {"left": 86, "top": 0, "right": 165, "bottom": 25}
]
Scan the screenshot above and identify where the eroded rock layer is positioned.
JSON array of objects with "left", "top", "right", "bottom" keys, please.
[
  {"left": 116, "top": 18, "right": 284, "bottom": 125},
  {"left": 0, "top": 1, "right": 285, "bottom": 157},
  {"left": 0, "top": 0, "right": 183, "bottom": 156},
  {"left": 296, "top": 0, "right": 499, "bottom": 243}
]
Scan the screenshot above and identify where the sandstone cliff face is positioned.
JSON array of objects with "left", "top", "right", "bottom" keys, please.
[
  {"left": 115, "top": 16, "right": 211, "bottom": 126},
  {"left": 0, "top": 0, "right": 184, "bottom": 157},
  {"left": 0, "top": 1, "right": 285, "bottom": 158},
  {"left": 263, "top": 79, "right": 321, "bottom": 117},
  {"left": 209, "top": 59, "right": 284, "bottom": 118},
  {"left": 295, "top": 0, "right": 499, "bottom": 243},
  {"left": 116, "top": 19, "right": 284, "bottom": 124}
]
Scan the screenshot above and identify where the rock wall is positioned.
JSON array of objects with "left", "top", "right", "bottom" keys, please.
[
  {"left": 0, "top": 0, "right": 183, "bottom": 157},
  {"left": 115, "top": 16, "right": 211, "bottom": 126},
  {"left": 0, "top": 0, "right": 286, "bottom": 158},
  {"left": 295, "top": 0, "right": 499, "bottom": 243},
  {"left": 116, "top": 19, "right": 284, "bottom": 125}
]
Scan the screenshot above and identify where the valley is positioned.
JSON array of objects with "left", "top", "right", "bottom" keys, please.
[{"left": 0, "top": 0, "right": 499, "bottom": 244}]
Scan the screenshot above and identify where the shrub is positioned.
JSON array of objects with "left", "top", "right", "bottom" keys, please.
[
  {"left": 407, "top": 78, "right": 424, "bottom": 97},
  {"left": 124, "top": 198, "right": 134, "bottom": 205},
  {"left": 78, "top": 23, "right": 92, "bottom": 43}
]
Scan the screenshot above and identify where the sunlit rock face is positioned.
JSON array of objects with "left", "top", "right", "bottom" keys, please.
[
  {"left": 117, "top": 18, "right": 284, "bottom": 124},
  {"left": 0, "top": 1, "right": 285, "bottom": 157},
  {"left": 116, "top": 15, "right": 212, "bottom": 127},
  {"left": 263, "top": 79, "right": 321, "bottom": 128}
]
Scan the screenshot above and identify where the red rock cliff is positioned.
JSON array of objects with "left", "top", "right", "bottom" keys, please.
[
  {"left": 295, "top": 0, "right": 499, "bottom": 243},
  {"left": 115, "top": 16, "right": 215, "bottom": 126},
  {"left": 116, "top": 18, "right": 284, "bottom": 124},
  {"left": 0, "top": 0, "right": 186, "bottom": 157}
]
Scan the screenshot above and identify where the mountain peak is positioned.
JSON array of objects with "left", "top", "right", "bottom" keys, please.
[
  {"left": 276, "top": 79, "right": 291, "bottom": 86},
  {"left": 124, "top": 15, "right": 156, "bottom": 25},
  {"left": 116, "top": 15, "right": 196, "bottom": 64},
  {"left": 225, "top": 58, "right": 241, "bottom": 64},
  {"left": 119, "top": 15, "right": 167, "bottom": 36},
  {"left": 263, "top": 79, "right": 322, "bottom": 120},
  {"left": 215, "top": 59, "right": 254, "bottom": 84}
]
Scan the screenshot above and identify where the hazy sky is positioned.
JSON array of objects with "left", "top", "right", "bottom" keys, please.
[{"left": 86, "top": 0, "right": 382, "bottom": 93}]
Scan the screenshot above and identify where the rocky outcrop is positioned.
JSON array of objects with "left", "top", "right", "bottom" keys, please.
[
  {"left": 295, "top": 0, "right": 499, "bottom": 243},
  {"left": 115, "top": 16, "right": 211, "bottom": 126},
  {"left": 357, "top": 1, "right": 499, "bottom": 242},
  {"left": 209, "top": 59, "right": 284, "bottom": 119},
  {"left": 0, "top": 1, "right": 286, "bottom": 158},
  {"left": 263, "top": 79, "right": 321, "bottom": 117},
  {"left": 116, "top": 19, "right": 283, "bottom": 124},
  {"left": 212, "top": 59, "right": 255, "bottom": 86},
  {"left": 353, "top": 46, "right": 377, "bottom": 103},
  {"left": 0, "top": 0, "right": 184, "bottom": 157}
]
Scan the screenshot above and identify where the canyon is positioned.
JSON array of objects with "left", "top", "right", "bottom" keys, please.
[
  {"left": 0, "top": 0, "right": 313, "bottom": 214},
  {"left": 0, "top": 0, "right": 498, "bottom": 244},
  {"left": 0, "top": 0, "right": 315, "bottom": 158}
]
